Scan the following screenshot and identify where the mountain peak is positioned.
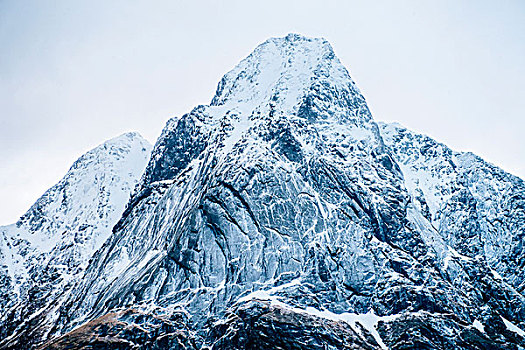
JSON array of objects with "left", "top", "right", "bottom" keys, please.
[
  {"left": 95, "top": 131, "right": 150, "bottom": 153},
  {"left": 262, "top": 33, "right": 335, "bottom": 55},
  {"left": 210, "top": 34, "right": 360, "bottom": 118},
  {"left": 138, "top": 35, "right": 379, "bottom": 190},
  {"left": 18, "top": 131, "right": 151, "bottom": 231},
  {"left": 0, "top": 131, "right": 152, "bottom": 344},
  {"left": 4, "top": 34, "right": 525, "bottom": 350}
]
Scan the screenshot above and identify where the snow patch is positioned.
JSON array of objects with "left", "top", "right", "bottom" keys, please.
[
  {"left": 501, "top": 316, "right": 525, "bottom": 337},
  {"left": 238, "top": 279, "right": 398, "bottom": 349},
  {"left": 472, "top": 319, "right": 485, "bottom": 333}
]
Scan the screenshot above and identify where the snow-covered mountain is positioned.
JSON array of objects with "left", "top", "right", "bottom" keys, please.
[
  {"left": 2, "top": 34, "right": 524, "bottom": 350},
  {"left": 379, "top": 122, "right": 525, "bottom": 289},
  {"left": 0, "top": 132, "right": 151, "bottom": 346}
]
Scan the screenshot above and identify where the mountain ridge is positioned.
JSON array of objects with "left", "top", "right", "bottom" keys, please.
[
  {"left": 1, "top": 34, "right": 524, "bottom": 350},
  {"left": 0, "top": 132, "right": 152, "bottom": 347}
]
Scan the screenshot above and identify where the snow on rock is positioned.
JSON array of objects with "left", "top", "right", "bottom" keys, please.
[
  {"left": 0, "top": 132, "right": 151, "bottom": 344},
  {"left": 501, "top": 316, "right": 525, "bottom": 338},
  {"left": 3, "top": 34, "right": 525, "bottom": 350},
  {"left": 379, "top": 121, "right": 525, "bottom": 289}
]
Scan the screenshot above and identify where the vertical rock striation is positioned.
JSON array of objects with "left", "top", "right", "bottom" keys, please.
[{"left": 2, "top": 34, "right": 524, "bottom": 350}]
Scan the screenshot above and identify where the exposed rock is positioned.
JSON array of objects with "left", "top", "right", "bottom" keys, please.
[
  {"left": 2, "top": 34, "right": 525, "bottom": 350},
  {"left": 0, "top": 133, "right": 151, "bottom": 349}
]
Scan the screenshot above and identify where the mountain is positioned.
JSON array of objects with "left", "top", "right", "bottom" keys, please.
[
  {"left": 2, "top": 34, "right": 525, "bottom": 350},
  {"left": 0, "top": 132, "right": 151, "bottom": 347},
  {"left": 379, "top": 122, "right": 525, "bottom": 289}
]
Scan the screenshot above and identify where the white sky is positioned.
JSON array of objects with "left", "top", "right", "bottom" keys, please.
[{"left": 1, "top": 0, "right": 524, "bottom": 224}]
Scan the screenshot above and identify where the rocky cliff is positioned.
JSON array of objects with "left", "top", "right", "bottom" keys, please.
[{"left": 2, "top": 34, "right": 524, "bottom": 350}]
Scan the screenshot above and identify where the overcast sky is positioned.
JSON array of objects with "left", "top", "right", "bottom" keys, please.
[{"left": 1, "top": 0, "right": 524, "bottom": 224}]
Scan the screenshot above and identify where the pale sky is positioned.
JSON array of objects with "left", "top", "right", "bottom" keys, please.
[{"left": 1, "top": 0, "right": 524, "bottom": 224}]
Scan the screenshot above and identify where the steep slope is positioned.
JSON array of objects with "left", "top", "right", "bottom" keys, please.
[
  {"left": 45, "top": 34, "right": 525, "bottom": 349},
  {"left": 379, "top": 122, "right": 525, "bottom": 284},
  {"left": 55, "top": 35, "right": 414, "bottom": 345},
  {"left": 0, "top": 132, "right": 152, "bottom": 347},
  {"left": 379, "top": 122, "right": 525, "bottom": 330},
  {"left": 4, "top": 34, "right": 525, "bottom": 350}
]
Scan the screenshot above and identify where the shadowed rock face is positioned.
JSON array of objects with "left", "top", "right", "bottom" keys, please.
[
  {"left": 2, "top": 34, "right": 525, "bottom": 350},
  {"left": 38, "top": 309, "right": 196, "bottom": 350},
  {"left": 210, "top": 300, "right": 381, "bottom": 350}
]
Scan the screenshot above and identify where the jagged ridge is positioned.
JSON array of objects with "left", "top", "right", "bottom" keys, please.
[
  {"left": 0, "top": 132, "right": 151, "bottom": 348},
  {"left": 2, "top": 34, "right": 525, "bottom": 350}
]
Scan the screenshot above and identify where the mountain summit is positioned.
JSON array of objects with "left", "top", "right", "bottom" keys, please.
[
  {"left": 211, "top": 34, "right": 364, "bottom": 118},
  {"left": 0, "top": 132, "right": 151, "bottom": 347},
  {"left": 1, "top": 34, "right": 525, "bottom": 350}
]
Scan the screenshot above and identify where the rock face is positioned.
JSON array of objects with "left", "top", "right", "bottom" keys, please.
[
  {"left": 2, "top": 34, "right": 525, "bottom": 349},
  {"left": 379, "top": 122, "right": 525, "bottom": 290},
  {"left": 0, "top": 132, "right": 151, "bottom": 348}
]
